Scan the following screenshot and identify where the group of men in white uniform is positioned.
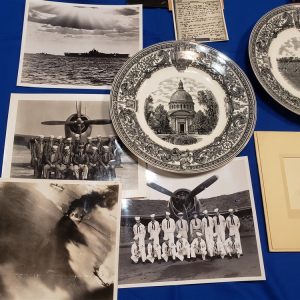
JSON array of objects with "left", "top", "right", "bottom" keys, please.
[{"left": 131, "top": 208, "right": 243, "bottom": 264}]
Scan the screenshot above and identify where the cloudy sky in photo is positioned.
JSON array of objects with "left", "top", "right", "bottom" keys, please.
[
  {"left": 23, "top": 0, "right": 141, "bottom": 55},
  {"left": 146, "top": 157, "right": 251, "bottom": 200}
]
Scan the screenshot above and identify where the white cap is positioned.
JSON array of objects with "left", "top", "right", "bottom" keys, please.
[
  {"left": 178, "top": 212, "right": 183, "bottom": 216},
  {"left": 163, "top": 237, "right": 169, "bottom": 241},
  {"left": 196, "top": 232, "right": 202, "bottom": 237},
  {"left": 57, "top": 136, "right": 62, "bottom": 139},
  {"left": 213, "top": 233, "right": 218, "bottom": 238},
  {"left": 87, "top": 137, "right": 92, "bottom": 140},
  {"left": 67, "top": 137, "right": 72, "bottom": 141},
  {"left": 39, "top": 135, "right": 44, "bottom": 139},
  {"left": 214, "top": 208, "right": 219, "bottom": 213},
  {"left": 103, "top": 146, "right": 109, "bottom": 150},
  {"left": 135, "top": 216, "right": 140, "bottom": 221},
  {"left": 203, "top": 210, "right": 208, "bottom": 214},
  {"left": 176, "top": 234, "right": 182, "bottom": 239},
  {"left": 64, "top": 146, "right": 70, "bottom": 150},
  {"left": 75, "top": 134, "right": 80, "bottom": 137},
  {"left": 52, "top": 145, "right": 58, "bottom": 149},
  {"left": 228, "top": 209, "right": 233, "bottom": 213},
  {"left": 92, "top": 146, "right": 98, "bottom": 150},
  {"left": 166, "top": 212, "right": 170, "bottom": 216},
  {"left": 150, "top": 214, "right": 155, "bottom": 218},
  {"left": 149, "top": 237, "right": 153, "bottom": 241}
]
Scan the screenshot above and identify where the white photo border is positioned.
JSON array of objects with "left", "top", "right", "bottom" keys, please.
[
  {"left": 118, "top": 156, "right": 266, "bottom": 288},
  {"left": 1, "top": 93, "right": 146, "bottom": 199},
  {"left": 16, "top": 0, "right": 143, "bottom": 90}
]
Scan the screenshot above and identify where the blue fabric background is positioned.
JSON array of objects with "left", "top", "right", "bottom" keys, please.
[{"left": 0, "top": 0, "right": 299, "bottom": 299}]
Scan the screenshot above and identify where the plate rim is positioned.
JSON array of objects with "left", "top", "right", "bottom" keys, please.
[
  {"left": 111, "top": 41, "right": 256, "bottom": 174},
  {"left": 249, "top": 3, "right": 300, "bottom": 115}
]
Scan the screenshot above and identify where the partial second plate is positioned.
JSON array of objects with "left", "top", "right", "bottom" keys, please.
[
  {"left": 111, "top": 41, "right": 256, "bottom": 174},
  {"left": 249, "top": 3, "right": 300, "bottom": 114}
]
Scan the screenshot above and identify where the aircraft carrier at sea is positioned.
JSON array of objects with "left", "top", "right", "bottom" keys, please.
[{"left": 64, "top": 49, "right": 129, "bottom": 58}]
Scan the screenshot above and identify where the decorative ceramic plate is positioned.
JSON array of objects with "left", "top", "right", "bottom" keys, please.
[
  {"left": 111, "top": 41, "right": 256, "bottom": 173},
  {"left": 249, "top": 4, "right": 300, "bottom": 114}
]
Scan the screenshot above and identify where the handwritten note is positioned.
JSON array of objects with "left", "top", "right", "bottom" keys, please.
[{"left": 172, "top": 0, "right": 228, "bottom": 42}]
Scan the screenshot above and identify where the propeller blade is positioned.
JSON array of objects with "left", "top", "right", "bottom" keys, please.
[
  {"left": 188, "top": 175, "right": 218, "bottom": 200},
  {"left": 76, "top": 101, "right": 82, "bottom": 118},
  {"left": 41, "top": 121, "right": 66, "bottom": 125},
  {"left": 84, "top": 119, "right": 112, "bottom": 125},
  {"left": 147, "top": 182, "right": 174, "bottom": 197},
  {"left": 65, "top": 121, "right": 77, "bottom": 126}
]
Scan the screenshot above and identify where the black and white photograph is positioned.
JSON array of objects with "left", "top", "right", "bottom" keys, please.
[
  {"left": 118, "top": 157, "right": 265, "bottom": 287},
  {"left": 274, "top": 35, "right": 300, "bottom": 93},
  {"left": 0, "top": 179, "right": 121, "bottom": 300},
  {"left": 17, "top": 0, "right": 142, "bottom": 89},
  {"left": 2, "top": 94, "right": 145, "bottom": 198},
  {"left": 144, "top": 78, "right": 220, "bottom": 145}
]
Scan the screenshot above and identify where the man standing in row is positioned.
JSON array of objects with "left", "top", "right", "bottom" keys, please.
[
  {"left": 202, "top": 210, "right": 214, "bottom": 245},
  {"left": 213, "top": 208, "right": 226, "bottom": 243},
  {"left": 226, "top": 209, "right": 242, "bottom": 254},
  {"left": 161, "top": 212, "right": 176, "bottom": 244},
  {"left": 176, "top": 212, "right": 189, "bottom": 240},
  {"left": 190, "top": 212, "right": 202, "bottom": 241},
  {"left": 32, "top": 135, "right": 45, "bottom": 178},
  {"left": 133, "top": 216, "right": 146, "bottom": 247},
  {"left": 148, "top": 214, "right": 160, "bottom": 245}
]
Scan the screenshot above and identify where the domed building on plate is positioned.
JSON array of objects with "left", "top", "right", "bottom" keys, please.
[{"left": 168, "top": 80, "right": 195, "bottom": 134}]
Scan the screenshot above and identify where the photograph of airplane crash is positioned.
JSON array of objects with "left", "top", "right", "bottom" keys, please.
[{"left": 0, "top": 180, "right": 120, "bottom": 300}]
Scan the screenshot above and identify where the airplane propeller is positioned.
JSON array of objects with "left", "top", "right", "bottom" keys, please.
[
  {"left": 76, "top": 101, "right": 81, "bottom": 119},
  {"left": 186, "top": 175, "right": 218, "bottom": 203},
  {"left": 147, "top": 175, "right": 218, "bottom": 218},
  {"left": 41, "top": 121, "right": 67, "bottom": 125},
  {"left": 146, "top": 182, "right": 173, "bottom": 197},
  {"left": 41, "top": 101, "right": 112, "bottom": 136}
]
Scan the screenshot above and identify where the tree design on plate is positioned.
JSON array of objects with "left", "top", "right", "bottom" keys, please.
[{"left": 144, "top": 80, "right": 219, "bottom": 146}]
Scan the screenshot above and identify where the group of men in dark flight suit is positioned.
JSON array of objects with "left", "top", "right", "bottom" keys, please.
[{"left": 29, "top": 134, "right": 122, "bottom": 180}]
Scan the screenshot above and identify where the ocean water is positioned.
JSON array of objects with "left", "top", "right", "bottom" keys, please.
[{"left": 21, "top": 53, "right": 128, "bottom": 87}]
